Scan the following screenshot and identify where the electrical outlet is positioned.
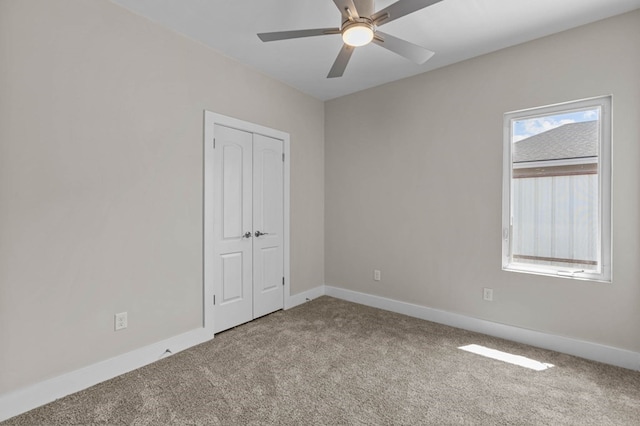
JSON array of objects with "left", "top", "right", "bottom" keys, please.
[
  {"left": 373, "top": 269, "right": 381, "bottom": 281},
  {"left": 483, "top": 288, "right": 493, "bottom": 302},
  {"left": 115, "top": 312, "right": 128, "bottom": 331}
]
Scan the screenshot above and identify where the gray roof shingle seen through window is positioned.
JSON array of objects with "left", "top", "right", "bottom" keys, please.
[{"left": 513, "top": 121, "right": 598, "bottom": 163}]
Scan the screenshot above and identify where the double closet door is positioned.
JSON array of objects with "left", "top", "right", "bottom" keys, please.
[{"left": 212, "top": 124, "right": 284, "bottom": 334}]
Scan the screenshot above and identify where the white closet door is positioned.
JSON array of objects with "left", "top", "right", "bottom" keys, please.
[
  {"left": 212, "top": 125, "right": 253, "bottom": 333},
  {"left": 252, "top": 134, "right": 284, "bottom": 318}
]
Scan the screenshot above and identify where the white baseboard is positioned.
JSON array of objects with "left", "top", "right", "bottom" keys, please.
[
  {"left": 325, "top": 285, "right": 640, "bottom": 371},
  {"left": 0, "top": 327, "right": 213, "bottom": 422},
  {"left": 285, "top": 285, "right": 326, "bottom": 310},
  {"left": 4, "top": 285, "right": 638, "bottom": 421},
  {"left": 1, "top": 284, "right": 326, "bottom": 422}
]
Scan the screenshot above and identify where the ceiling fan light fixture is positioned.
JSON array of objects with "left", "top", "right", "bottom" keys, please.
[{"left": 342, "top": 22, "right": 374, "bottom": 47}]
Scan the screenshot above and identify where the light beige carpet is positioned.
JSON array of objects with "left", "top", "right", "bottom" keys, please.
[{"left": 4, "top": 296, "right": 640, "bottom": 425}]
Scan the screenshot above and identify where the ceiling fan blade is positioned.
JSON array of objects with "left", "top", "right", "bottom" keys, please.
[
  {"left": 332, "top": 0, "right": 360, "bottom": 19},
  {"left": 258, "top": 28, "right": 340, "bottom": 42},
  {"left": 327, "top": 44, "right": 355, "bottom": 78},
  {"left": 372, "top": 0, "right": 443, "bottom": 26},
  {"left": 372, "top": 31, "right": 434, "bottom": 64}
]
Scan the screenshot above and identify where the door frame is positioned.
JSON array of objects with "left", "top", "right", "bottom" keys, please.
[{"left": 203, "top": 111, "right": 291, "bottom": 334}]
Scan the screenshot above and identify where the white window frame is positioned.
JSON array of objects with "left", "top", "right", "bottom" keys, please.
[{"left": 502, "top": 96, "right": 612, "bottom": 282}]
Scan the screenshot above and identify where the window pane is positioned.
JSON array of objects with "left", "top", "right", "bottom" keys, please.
[
  {"left": 503, "top": 96, "right": 611, "bottom": 282},
  {"left": 512, "top": 175, "right": 599, "bottom": 270}
]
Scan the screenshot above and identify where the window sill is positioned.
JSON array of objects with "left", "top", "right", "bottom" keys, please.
[{"left": 502, "top": 263, "right": 611, "bottom": 283}]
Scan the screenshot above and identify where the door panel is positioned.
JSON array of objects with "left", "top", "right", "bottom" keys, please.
[
  {"left": 253, "top": 134, "right": 284, "bottom": 318},
  {"left": 259, "top": 246, "right": 280, "bottom": 291},
  {"left": 221, "top": 252, "right": 244, "bottom": 302},
  {"left": 213, "top": 125, "right": 253, "bottom": 333},
  {"left": 222, "top": 144, "right": 244, "bottom": 239}
]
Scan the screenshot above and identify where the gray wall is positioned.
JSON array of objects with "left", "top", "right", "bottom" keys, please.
[
  {"left": 0, "top": 0, "right": 324, "bottom": 393},
  {"left": 325, "top": 10, "right": 640, "bottom": 352}
]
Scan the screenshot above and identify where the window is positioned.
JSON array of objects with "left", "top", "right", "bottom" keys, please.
[{"left": 502, "top": 96, "right": 611, "bottom": 282}]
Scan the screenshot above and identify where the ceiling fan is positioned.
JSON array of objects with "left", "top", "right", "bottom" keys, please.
[{"left": 257, "top": 0, "right": 442, "bottom": 78}]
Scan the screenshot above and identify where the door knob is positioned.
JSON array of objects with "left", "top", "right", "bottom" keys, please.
[
  {"left": 243, "top": 231, "right": 252, "bottom": 239},
  {"left": 255, "top": 231, "right": 269, "bottom": 237}
]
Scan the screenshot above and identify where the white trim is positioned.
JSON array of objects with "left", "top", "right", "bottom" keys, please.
[
  {"left": 325, "top": 285, "right": 640, "bottom": 371},
  {"left": 285, "top": 285, "right": 326, "bottom": 310},
  {"left": 0, "top": 327, "right": 212, "bottom": 422},
  {"left": 203, "top": 111, "right": 291, "bottom": 333},
  {"left": 283, "top": 132, "right": 291, "bottom": 310},
  {"left": 203, "top": 112, "right": 215, "bottom": 331},
  {"left": 0, "top": 283, "right": 322, "bottom": 421},
  {"left": 4, "top": 284, "right": 639, "bottom": 421}
]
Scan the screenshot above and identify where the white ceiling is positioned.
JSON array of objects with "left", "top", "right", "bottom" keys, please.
[{"left": 110, "top": 0, "right": 640, "bottom": 101}]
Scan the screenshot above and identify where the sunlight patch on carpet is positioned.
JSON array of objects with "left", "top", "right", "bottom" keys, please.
[{"left": 459, "top": 344, "right": 554, "bottom": 371}]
